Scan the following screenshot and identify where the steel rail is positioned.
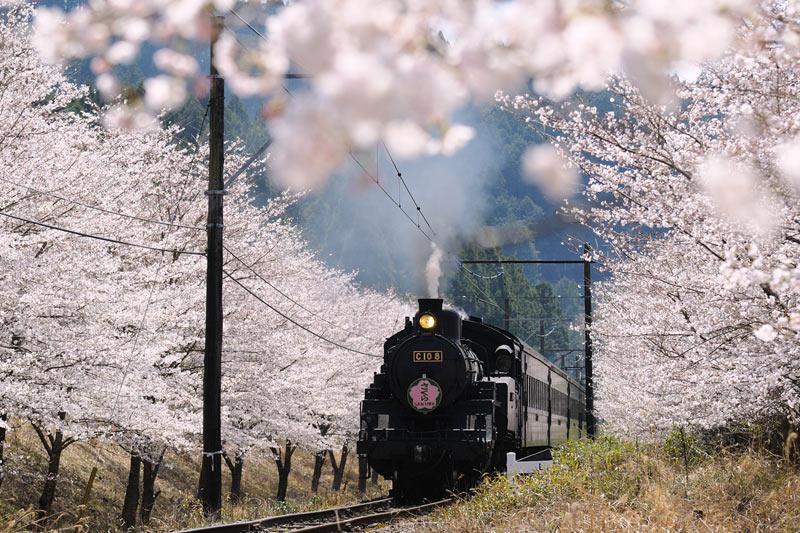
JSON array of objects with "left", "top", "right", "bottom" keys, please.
[
  {"left": 173, "top": 498, "right": 393, "bottom": 533},
  {"left": 286, "top": 498, "right": 452, "bottom": 532}
]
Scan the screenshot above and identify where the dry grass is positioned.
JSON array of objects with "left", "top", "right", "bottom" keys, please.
[
  {"left": 4, "top": 424, "right": 797, "bottom": 532},
  {"left": 401, "top": 435, "right": 800, "bottom": 532},
  {"left": 0, "top": 423, "right": 387, "bottom": 532}
]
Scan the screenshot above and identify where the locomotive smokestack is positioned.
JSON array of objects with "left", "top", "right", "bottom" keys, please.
[{"left": 418, "top": 298, "right": 443, "bottom": 314}]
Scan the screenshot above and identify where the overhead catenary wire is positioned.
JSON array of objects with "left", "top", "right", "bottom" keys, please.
[
  {"left": 457, "top": 268, "right": 506, "bottom": 313},
  {"left": 460, "top": 264, "right": 504, "bottom": 280},
  {"left": 382, "top": 141, "right": 436, "bottom": 236},
  {"left": 223, "top": 269, "right": 381, "bottom": 358},
  {"left": 0, "top": 212, "right": 205, "bottom": 256},
  {"left": 348, "top": 152, "right": 433, "bottom": 242}
]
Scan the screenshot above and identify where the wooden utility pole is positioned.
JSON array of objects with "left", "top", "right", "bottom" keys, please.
[
  {"left": 201, "top": 13, "right": 224, "bottom": 516},
  {"left": 583, "top": 243, "right": 595, "bottom": 438}
]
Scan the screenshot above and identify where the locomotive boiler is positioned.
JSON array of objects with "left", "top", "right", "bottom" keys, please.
[{"left": 357, "top": 298, "right": 586, "bottom": 500}]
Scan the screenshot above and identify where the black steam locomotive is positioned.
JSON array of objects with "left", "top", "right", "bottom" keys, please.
[{"left": 357, "top": 298, "right": 586, "bottom": 499}]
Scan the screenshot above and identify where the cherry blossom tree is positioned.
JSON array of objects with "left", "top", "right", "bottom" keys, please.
[
  {"left": 499, "top": 5, "right": 800, "bottom": 434},
  {"left": 28, "top": 0, "right": 773, "bottom": 190},
  {"left": 1, "top": 6, "right": 413, "bottom": 519}
]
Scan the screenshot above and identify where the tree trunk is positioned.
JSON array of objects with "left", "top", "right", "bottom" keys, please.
[
  {"left": 140, "top": 449, "right": 164, "bottom": 524},
  {"left": 0, "top": 413, "right": 6, "bottom": 492},
  {"left": 328, "top": 444, "right": 349, "bottom": 492},
  {"left": 37, "top": 432, "right": 64, "bottom": 515},
  {"left": 358, "top": 455, "right": 368, "bottom": 495},
  {"left": 272, "top": 442, "right": 296, "bottom": 502},
  {"left": 33, "top": 416, "right": 74, "bottom": 521},
  {"left": 311, "top": 450, "right": 326, "bottom": 493},
  {"left": 120, "top": 452, "right": 141, "bottom": 530},
  {"left": 224, "top": 451, "right": 244, "bottom": 503}
]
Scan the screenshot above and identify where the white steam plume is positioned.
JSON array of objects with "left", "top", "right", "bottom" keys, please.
[{"left": 425, "top": 242, "right": 444, "bottom": 297}]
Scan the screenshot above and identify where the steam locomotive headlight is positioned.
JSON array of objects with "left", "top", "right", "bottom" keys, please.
[{"left": 418, "top": 313, "right": 436, "bottom": 330}]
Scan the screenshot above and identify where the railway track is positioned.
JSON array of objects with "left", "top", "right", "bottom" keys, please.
[{"left": 175, "top": 497, "right": 452, "bottom": 533}]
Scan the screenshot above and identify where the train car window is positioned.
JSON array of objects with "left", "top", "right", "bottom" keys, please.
[
  {"left": 540, "top": 381, "right": 545, "bottom": 410},
  {"left": 527, "top": 376, "right": 530, "bottom": 407},
  {"left": 540, "top": 380, "right": 544, "bottom": 410},
  {"left": 527, "top": 376, "right": 531, "bottom": 407},
  {"left": 540, "top": 380, "right": 546, "bottom": 410}
]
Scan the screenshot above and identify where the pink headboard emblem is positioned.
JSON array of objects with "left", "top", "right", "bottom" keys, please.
[{"left": 407, "top": 374, "right": 442, "bottom": 413}]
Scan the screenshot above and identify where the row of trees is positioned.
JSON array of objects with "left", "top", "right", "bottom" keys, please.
[
  {"left": 0, "top": 8, "right": 409, "bottom": 528},
  {"left": 501, "top": 5, "right": 799, "bottom": 434}
]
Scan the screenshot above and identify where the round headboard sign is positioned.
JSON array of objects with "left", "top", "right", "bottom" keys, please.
[{"left": 407, "top": 375, "right": 442, "bottom": 413}]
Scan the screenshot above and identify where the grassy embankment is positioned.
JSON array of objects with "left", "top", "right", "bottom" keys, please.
[
  {"left": 405, "top": 434, "right": 800, "bottom": 532},
  {"left": 0, "top": 424, "right": 387, "bottom": 532}
]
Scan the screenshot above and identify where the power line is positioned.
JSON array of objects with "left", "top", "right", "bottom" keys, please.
[
  {"left": 229, "top": 10, "right": 310, "bottom": 79},
  {"left": 223, "top": 244, "right": 382, "bottom": 343},
  {"left": 228, "top": 12, "right": 435, "bottom": 242},
  {"left": 111, "top": 279, "right": 157, "bottom": 416},
  {"left": 506, "top": 317, "right": 582, "bottom": 322},
  {"left": 223, "top": 269, "right": 381, "bottom": 357},
  {"left": 1, "top": 177, "right": 204, "bottom": 231},
  {"left": 0, "top": 212, "right": 205, "bottom": 256},
  {"left": 231, "top": 9, "right": 266, "bottom": 40},
  {"left": 225, "top": 138, "right": 271, "bottom": 188},
  {"left": 462, "top": 259, "right": 590, "bottom": 264},
  {"left": 195, "top": 98, "right": 210, "bottom": 148},
  {"left": 222, "top": 20, "right": 294, "bottom": 98}
]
